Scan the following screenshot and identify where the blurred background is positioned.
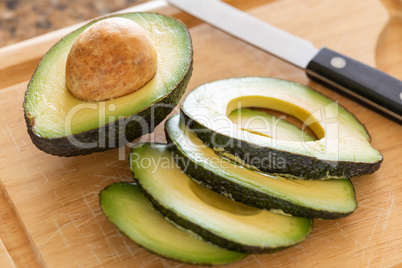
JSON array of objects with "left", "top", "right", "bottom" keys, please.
[{"left": 0, "top": 0, "right": 149, "bottom": 48}]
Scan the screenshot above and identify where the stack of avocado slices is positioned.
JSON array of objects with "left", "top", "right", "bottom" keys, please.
[{"left": 101, "top": 77, "right": 383, "bottom": 265}]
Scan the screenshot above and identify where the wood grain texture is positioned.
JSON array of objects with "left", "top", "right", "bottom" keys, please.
[
  {"left": 0, "top": 182, "right": 41, "bottom": 268},
  {"left": 0, "top": 0, "right": 401, "bottom": 267},
  {"left": 0, "top": 238, "right": 16, "bottom": 268}
]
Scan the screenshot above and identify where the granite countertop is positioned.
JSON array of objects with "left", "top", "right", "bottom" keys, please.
[{"left": 0, "top": 0, "right": 148, "bottom": 48}]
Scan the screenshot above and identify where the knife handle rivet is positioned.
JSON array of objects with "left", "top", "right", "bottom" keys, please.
[{"left": 330, "top": 56, "right": 347, "bottom": 69}]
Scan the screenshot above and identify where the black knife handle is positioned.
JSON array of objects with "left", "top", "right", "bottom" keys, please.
[{"left": 306, "top": 47, "right": 402, "bottom": 123}]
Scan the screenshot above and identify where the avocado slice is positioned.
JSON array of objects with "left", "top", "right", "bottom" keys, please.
[
  {"left": 99, "top": 182, "right": 246, "bottom": 265},
  {"left": 23, "top": 13, "right": 193, "bottom": 156},
  {"left": 165, "top": 114, "right": 357, "bottom": 219},
  {"left": 181, "top": 77, "right": 382, "bottom": 180},
  {"left": 129, "top": 143, "right": 313, "bottom": 253},
  {"left": 228, "top": 108, "right": 315, "bottom": 141}
]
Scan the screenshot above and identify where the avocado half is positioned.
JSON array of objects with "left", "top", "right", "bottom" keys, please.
[
  {"left": 130, "top": 143, "right": 313, "bottom": 254},
  {"left": 23, "top": 13, "right": 193, "bottom": 156},
  {"left": 99, "top": 182, "right": 246, "bottom": 265},
  {"left": 181, "top": 77, "right": 382, "bottom": 180},
  {"left": 165, "top": 114, "right": 357, "bottom": 219}
]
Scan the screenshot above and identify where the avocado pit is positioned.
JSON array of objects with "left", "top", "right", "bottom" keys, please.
[{"left": 65, "top": 17, "right": 158, "bottom": 101}]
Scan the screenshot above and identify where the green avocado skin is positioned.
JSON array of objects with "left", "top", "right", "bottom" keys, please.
[
  {"left": 134, "top": 176, "right": 298, "bottom": 254},
  {"left": 164, "top": 128, "right": 356, "bottom": 219},
  {"left": 180, "top": 111, "right": 382, "bottom": 180},
  {"left": 23, "top": 63, "right": 192, "bottom": 157}
]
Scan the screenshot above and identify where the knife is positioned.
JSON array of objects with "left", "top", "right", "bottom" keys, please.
[{"left": 166, "top": 0, "right": 402, "bottom": 124}]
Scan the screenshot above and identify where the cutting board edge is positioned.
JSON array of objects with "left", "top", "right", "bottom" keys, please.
[{"left": 0, "top": 180, "right": 46, "bottom": 268}]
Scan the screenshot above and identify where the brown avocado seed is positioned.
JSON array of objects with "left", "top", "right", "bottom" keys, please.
[{"left": 65, "top": 17, "right": 158, "bottom": 101}]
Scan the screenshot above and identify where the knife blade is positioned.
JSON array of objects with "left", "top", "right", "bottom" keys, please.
[{"left": 166, "top": 0, "right": 402, "bottom": 123}]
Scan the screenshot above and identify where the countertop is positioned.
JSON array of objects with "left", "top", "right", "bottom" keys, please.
[{"left": 0, "top": 0, "right": 148, "bottom": 48}]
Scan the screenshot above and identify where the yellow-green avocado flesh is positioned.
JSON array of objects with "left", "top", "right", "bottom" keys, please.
[
  {"left": 129, "top": 143, "right": 313, "bottom": 253},
  {"left": 181, "top": 77, "right": 382, "bottom": 180},
  {"left": 23, "top": 12, "right": 192, "bottom": 156},
  {"left": 99, "top": 182, "right": 246, "bottom": 265},
  {"left": 228, "top": 108, "right": 316, "bottom": 142},
  {"left": 165, "top": 114, "right": 357, "bottom": 219}
]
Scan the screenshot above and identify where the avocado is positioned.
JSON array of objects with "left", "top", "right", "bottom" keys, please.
[
  {"left": 23, "top": 13, "right": 193, "bottom": 156},
  {"left": 181, "top": 77, "right": 382, "bottom": 180},
  {"left": 129, "top": 143, "right": 313, "bottom": 253},
  {"left": 165, "top": 114, "right": 357, "bottom": 219},
  {"left": 99, "top": 182, "right": 246, "bottom": 265},
  {"left": 228, "top": 108, "right": 315, "bottom": 142}
]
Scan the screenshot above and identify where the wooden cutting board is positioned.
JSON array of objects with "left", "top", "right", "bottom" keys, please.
[{"left": 0, "top": 0, "right": 401, "bottom": 267}]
